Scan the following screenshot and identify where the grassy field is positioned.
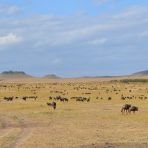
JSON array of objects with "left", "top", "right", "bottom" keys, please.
[{"left": 0, "top": 78, "right": 148, "bottom": 148}]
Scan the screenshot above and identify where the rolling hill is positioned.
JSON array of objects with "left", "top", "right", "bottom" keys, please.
[
  {"left": 0, "top": 70, "right": 148, "bottom": 80},
  {"left": 0, "top": 71, "right": 33, "bottom": 79},
  {"left": 132, "top": 70, "right": 148, "bottom": 76},
  {"left": 43, "top": 74, "right": 61, "bottom": 79}
]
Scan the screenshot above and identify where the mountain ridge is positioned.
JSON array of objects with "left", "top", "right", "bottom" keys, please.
[
  {"left": 43, "top": 74, "right": 61, "bottom": 79},
  {"left": 0, "top": 70, "right": 148, "bottom": 79},
  {"left": 132, "top": 70, "right": 148, "bottom": 76},
  {"left": 0, "top": 71, "right": 61, "bottom": 79},
  {"left": 0, "top": 71, "right": 33, "bottom": 79}
]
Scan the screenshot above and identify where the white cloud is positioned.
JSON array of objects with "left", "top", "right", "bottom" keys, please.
[
  {"left": 0, "top": 5, "right": 148, "bottom": 53},
  {"left": 139, "top": 31, "right": 148, "bottom": 37},
  {"left": 0, "top": 33, "right": 22, "bottom": 46},
  {"left": 0, "top": 5, "right": 21, "bottom": 15},
  {"left": 87, "top": 38, "right": 107, "bottom": 46},
  {"left": 113, "top": 6, "right": 148, "bottom": 19},
  {"left": 0, "top": 4, "right": 148, "bottom": 76},
  {"left": 51, "top": 58, "right": 62, "bottom": 65},
  {"left": 93, "top": 0, "right": 113, "bottom": 5}
]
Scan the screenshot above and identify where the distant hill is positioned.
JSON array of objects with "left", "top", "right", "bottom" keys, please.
[
  {"left": 77, "top": 75, "right": 125, "bottom": 79},
  {"left": 1, "top": 70, "right": 148, "bottom": 80},
  {"left": 43, "top": 74, "right": 61, "bottom": 79},
  {"left": 132, "top": 70, "right": 148, "bottom": 76},
  {"left": 81, "top": 76, "right": 117, "bottom": 78},
  {"left": 0, "top": 71, "right": 33, "bottom": 79}
]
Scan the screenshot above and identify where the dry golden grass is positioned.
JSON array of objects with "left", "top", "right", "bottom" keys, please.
[{"left": 0, "top": 78, "right": 148, "bottom": 148}]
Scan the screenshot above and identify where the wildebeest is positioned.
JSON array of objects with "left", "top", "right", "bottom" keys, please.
[
  {"left": 129, "top": 106, "right": 138, "bottom": 113},
  {"left": 108, "top": 97, "right": 112, "bottom": 100},
  {"left": 49, "top": 96, "right": 52, "bottom": 100},
  {"left": 64, "top": 98, "right": 68, "bottom": 102},
  {"left": 121, "top": 104, "right": 131, "bottom": 114},
  {"left": 87, "top": 98, "right": 90, "bottom": 102},
  {"left": 22, "top": 97, "right": 27, "bottom": 101},
  {"left": 47, "top": 102, "right": 56, "bottom": 110},
  {"left": 3, "top": 96, "right": 13, "bottom": 101}
]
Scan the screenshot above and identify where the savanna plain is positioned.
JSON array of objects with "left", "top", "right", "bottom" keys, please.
[{"left": 0, "top": 77, "right": 148, "bottom": 148}]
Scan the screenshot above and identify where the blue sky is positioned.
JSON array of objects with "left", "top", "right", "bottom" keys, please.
[{"left": 0, "top": 0, "right": 148, "bottom": 77}]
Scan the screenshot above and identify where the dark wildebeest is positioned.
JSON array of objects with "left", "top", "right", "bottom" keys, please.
[
  {"left": 87, "top": 98, "right": 90, "bottom": 102},
  {"left": 121, "top": 104, "right": 131, "bottom": 114},
  {"left": 49, "top": 96, "right": 52, "bottom": 100},
  {"left": 64, "top": 98, "right": 68, "bottom": 102},
  {"left": 60, "top": 98, "right": 65, "bottom": 102},
  {"left": 108, "top": 97, "right": 112, "bottom": 100},
  {"left": 129, "top": 106, "right": 138, "bottom": 113},
  {"left": 3, "top": 96, "right": 13, "bottom": 101},
  {"left": 22, "top": 97, "right": 27, "bottom": 101},
  {"left": 47, "top": 102, "right": 56, "bottom": 110}
]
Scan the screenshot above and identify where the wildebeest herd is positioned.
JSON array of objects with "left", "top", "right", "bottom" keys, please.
[
  {"left": 3, "top": 96, "right": 37, "bottom": 101},
  {"left": 121, "top": 104, "right": 138, "bottom": 114},
  {"left": 1, "top": 78, "right": 148, "bottom": 148},
  {"left": 0, "top": 80, "right": 145, "bottom": 115}
]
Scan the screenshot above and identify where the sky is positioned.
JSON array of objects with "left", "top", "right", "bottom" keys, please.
[{"left": 0, "top": 0, "right": 148, "bottom": 77}]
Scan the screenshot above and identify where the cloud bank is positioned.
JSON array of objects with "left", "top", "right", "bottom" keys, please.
[
  {"left": 0, "top": 4, "right": 148, "bottom": 76},
  {"left": 0, "top": 33, "right": 22, "bottom": 46}
]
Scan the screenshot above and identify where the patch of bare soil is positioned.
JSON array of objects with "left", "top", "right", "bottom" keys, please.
[
  {"left": 0, "top": 116, "right": 32, "bottom": 148},
  {"left": 80, "top": 142, "right": 148, "bottom": 148}
]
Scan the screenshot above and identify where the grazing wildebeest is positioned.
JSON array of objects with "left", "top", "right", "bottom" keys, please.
[
  {"left": 22, "top": 97, "right": 27, "bottom": 101},
  {"left": 3, "top": 96, "right": 13, "bottom": 101},
  {"left": 49, "top": 96, "right": 52, "bottom": 100},
  {"left": 108, "top": 97, "right": 112, "bottom": 100},
  {"left": 47, "top": 102, "right": 56, "bottom": 110},
  {"left": 60, "top": 98, "right": 64, "bottom": 102},
  {"left": 87, "top": 98, "right": 90, "bottom": 102},
  {"left": 121, "top": 104, "right": 131, "bottom": 114},
  {"left": 129, "top": 106, "right": 138, "bottom": 113},
  {"left": 64, "top": 98, "right": 68, "bottom": 102}
]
